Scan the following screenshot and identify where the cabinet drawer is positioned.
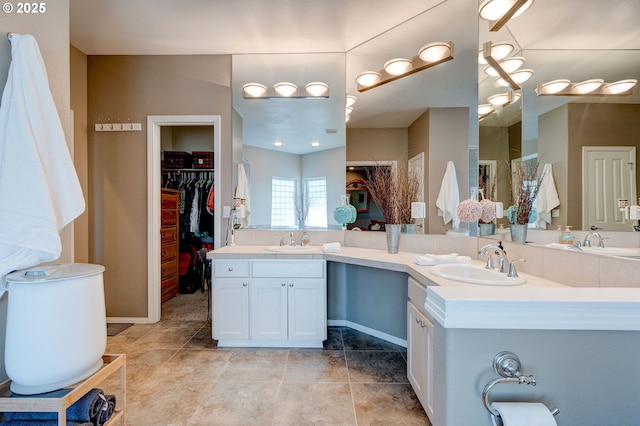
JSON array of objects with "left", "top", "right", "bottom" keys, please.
[
  {"left": 160, "top": 227, "right": 177, "bottom": 244},
  {"left": 161, "top": 210, "right": 178, "bottom": 226},
  {"left": 214, "top": 261, "right": 250, "bottom": 277},
  {"left": 161, "top": 243, "right": 178, "bottom": 262},
  {"left": 161, "top": 274, "right": 178, "bottom": 302},
  {"left": 408, "top": 276, "right": 430, "bottom": 317},
  {"left": 161, "top": 193, "right": 178, "bottom": 210},
  {"left": 161, "top": 258, "right": 178, "bottom": 279},
  {"left": 252, "top": 260, "right": 325, "bottom": 278}
]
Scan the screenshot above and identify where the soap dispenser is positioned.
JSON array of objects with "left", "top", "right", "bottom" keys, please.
[
  {"left": 561, "top": 226, "right": 573, "bottom": 244},
  {"left": 301, "top": 226, "right": 310, "bottom": 247}
]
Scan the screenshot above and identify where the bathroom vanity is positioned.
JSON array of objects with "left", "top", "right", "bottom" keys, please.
[
  {"left": 211, "top": 257, "right": 326, "bottom": 347},
  {"left": 208, "top": 240, "right": 640, "bottom": 425}
]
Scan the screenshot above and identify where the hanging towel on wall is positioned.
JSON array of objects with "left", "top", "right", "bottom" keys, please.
[
  {"left": 436, "top": 161, "right": 460, "bottom": 228},
  {"left": 235, "top": 163, "right": 251, "bottom": 228},
  {"left": 0, "top": 34, "right": 85, "bottom": 284},
  {"left": 535, "top": 163, "right": 560, "bottom": 229}
]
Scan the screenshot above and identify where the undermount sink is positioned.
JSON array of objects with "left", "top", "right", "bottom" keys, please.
[
  {"left": 263, "top": 245, "right": 317, "bottom": 253},
  {"left": 429, "top": 263, "right": 526, "bottom": 286}
]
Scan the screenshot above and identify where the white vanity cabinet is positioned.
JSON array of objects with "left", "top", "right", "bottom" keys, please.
[
  {"left": 212, "top": 259, "right": 326, "bottom": 347},
  {"left": 407, "top": 276, "right": 435, "bottom": 420}
]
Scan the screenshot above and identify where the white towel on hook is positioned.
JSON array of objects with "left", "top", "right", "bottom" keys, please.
[
  {"left": 0, "top": 34, "right": 85, "bottom": 284},
  {"left": 235, "top": 163, "right": 251, "bottom": 228},
  {"left": 436, "top": 161, "right": 460, "bottom": 228},
  {"left": 534, "top": 163, "right": 560, "bottom": 229}
]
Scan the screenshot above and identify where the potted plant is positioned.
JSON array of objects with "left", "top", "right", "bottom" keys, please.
[
  {"left": 365, "top": 161, "right": 420, "bottom": 253},
  {"left": 507, "top": 160, "right": 545, "bottom": 243}
]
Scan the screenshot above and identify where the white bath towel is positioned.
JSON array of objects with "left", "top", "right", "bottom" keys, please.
[
  {"left": 534, "top": 163, "right": 560, "bottom": 229},
  {"left": 436, "top": 161, "right": 460, "bottom": 228},
  {"left": 0, "top": 34, "right": 85, "bottom": 281},
  {"left": 413, "top": 253, "right": 471, "bottom": 266},
  {"left": 322, "top": 242, "right": 342, "bottom": 253},
  {"left": 235, "top": 163, "right": 251, "bottom": 228}
]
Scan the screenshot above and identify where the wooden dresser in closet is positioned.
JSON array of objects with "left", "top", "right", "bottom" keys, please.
[{"left": 160, "top": 188, "right": 180, "bottom": 302}]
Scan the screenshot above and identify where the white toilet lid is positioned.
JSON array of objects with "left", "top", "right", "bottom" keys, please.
[{"left": 5, "top": 263, "right": 105, "bottom": 283}]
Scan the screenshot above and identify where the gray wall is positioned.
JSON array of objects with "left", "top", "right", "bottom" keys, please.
[
  {"left": 432, "top": 325, "right": 640, "bottom": 426},
  {"left": 328, "top": 262, "right": 407, "bottom": 340}
]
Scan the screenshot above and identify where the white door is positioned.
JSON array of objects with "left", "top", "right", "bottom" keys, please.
[
  {"left": 583, "top": 146, "right": 636, "bottom": 231},
  {"left": 408, "top": 153, "right": 425, "bottom": 233},
  {"left": 407, "top": 302, "right": 434, "bottom": 419}
]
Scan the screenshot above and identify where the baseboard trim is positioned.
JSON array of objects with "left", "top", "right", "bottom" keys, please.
[{"left": 328, "top": 319, "right": 407, "bottom": 348}]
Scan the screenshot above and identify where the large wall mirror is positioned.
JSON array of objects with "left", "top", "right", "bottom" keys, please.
[
  {"left": 231, "top": 0, "right": 479, "bottom": 232},
  {"left": 479, "top": 1, "right": 640, "bottom": 232}
]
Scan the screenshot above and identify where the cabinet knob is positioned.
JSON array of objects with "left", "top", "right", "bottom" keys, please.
[
  {"left": 242, "top": 282, "right": 248, "bottom": 287},
  {"left": 289, "top": 282, "right": 294, "bottom": 287},
  {"left": 228, "top": 267, "right": 233, "bottom": 271},
  {"left": 281, "top": 282, "right": 286, "bottom": 287},
  {"left": 161, "top": 233, "right": 166, "bottom": 239}
]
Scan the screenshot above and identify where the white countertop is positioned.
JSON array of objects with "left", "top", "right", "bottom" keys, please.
[{"left": 208, "top": 245, "right": 640, "bottom": 331}]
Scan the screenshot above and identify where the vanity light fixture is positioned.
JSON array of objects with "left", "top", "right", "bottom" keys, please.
[
  {"left": 242, "top": 81, "right": 330, "bottom": 99},
  {"left": 482, "top": 41, "right": 529, "bottom": 91},
  {"left": 478, "top": 42, "right": 514, "bottom": 65},
  {"left": 478, "top": 104, "right": 495, "bottom": 120},
  {"left": 243, "top": 83, "right": 268, "bottom": 97},
  {"left": 496, "top": 68, "right": 534, "bottom": 86},
  {"left": 346, "top": 95, "right": 357, "bottom": 108},
  {"left": 305, "top": 82, "right": 329, "bottom": 97},
  {"left": 484, "top": 56, "right": 524, "bottom": 77},
  {"left": 274, "top": 82, "right": 298, "bottom": 97},
  {"left": 384, "top": 58, "right": 412, "bottom": 75},
  {"left": 536, "top": 78, "right": 637, "bottom": 96},
  {"left": 356, "top": 41, "right": 454, "bottom": 92},
  {"left": 479, "top": 0, "right": 533, "bottom": 32},
  {"left": 487, "top": 91, "right": 520, "bottom": 107}
]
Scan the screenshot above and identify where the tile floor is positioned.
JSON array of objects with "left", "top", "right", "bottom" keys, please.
[{"left": 105, "top": 291, "right": 431, "bottom": 425}]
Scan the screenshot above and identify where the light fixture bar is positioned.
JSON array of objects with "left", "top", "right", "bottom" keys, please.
[
  {"left": 242, "top": 82, "right": 330, "bottom": 99},
  {"left": 536, "top": 79, "right": 637, "bottom": 96},
  {"left": 483, "top": 41, "right": 520, "bottom": 91},
  {"left": 485, "top": 0, "right": 529, "bottom": 32},
  {"left": 356, "top": 42, "right": 454, "bottom": 93}
]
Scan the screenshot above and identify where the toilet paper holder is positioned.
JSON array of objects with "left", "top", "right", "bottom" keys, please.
[{"left": 482, "top": 351, "right": 560, "bottom": 426}]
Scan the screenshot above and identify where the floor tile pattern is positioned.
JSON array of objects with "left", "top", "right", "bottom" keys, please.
[{"left": 104, "top": 291, "right": 431, "bottom": 425}]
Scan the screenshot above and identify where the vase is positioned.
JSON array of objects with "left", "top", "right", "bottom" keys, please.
[
  {"left": 478, "top": 223, "right": 495, "bottom": 237},
  {"left": 509, "top": 224, "right": 528, "bottom": 243},
  {"left": 386, "top": 224, "right": 402, "bottom": 254}
]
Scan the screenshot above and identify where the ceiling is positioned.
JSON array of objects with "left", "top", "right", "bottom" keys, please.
[{"left": 70, "top": 0, "right": 640, "bottom": 153}]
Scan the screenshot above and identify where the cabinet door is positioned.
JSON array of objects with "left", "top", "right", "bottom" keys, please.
[
  {"left": 212, "top": 278, "right": 249, "bottom": 340},
  {"left": 288, "top": 279, "right": 327, "bottom": 341},
  {"left": 407, "top": 301, "right": 434, "bottom": 419},
  {"left": 250, "top": 279, "right": 288, "bottom": 340}
]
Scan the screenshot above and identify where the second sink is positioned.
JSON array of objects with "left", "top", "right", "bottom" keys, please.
[{"left": 429, "top": 263, "right": 526, "bottom": 286}]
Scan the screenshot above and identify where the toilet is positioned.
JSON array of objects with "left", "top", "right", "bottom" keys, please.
[{"left": 4, "top": 263, "right": 106, "bottom": 395}]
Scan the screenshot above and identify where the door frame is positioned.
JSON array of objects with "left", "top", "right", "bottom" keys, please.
[{"left": 147, "top": 115, "right": 221, "bottom": 323}]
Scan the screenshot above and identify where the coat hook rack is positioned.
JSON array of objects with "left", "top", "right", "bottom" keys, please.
[{"left": 94, "top": 118, "right": 141, "bottom": 132}]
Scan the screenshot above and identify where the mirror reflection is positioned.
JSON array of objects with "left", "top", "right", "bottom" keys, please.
[{"left": 478, "top": 1, "right": 640, "bottom": 232}]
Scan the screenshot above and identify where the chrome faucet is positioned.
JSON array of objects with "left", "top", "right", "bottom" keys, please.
[
  {"left": 479, "top": 244, "right": 510, "bottom": 273},
  {"left": 289, "top": 232, "right": 296, "bottom": 246},
  {"left": 583, "top": 232, "right": 605, "bottom": 248}
]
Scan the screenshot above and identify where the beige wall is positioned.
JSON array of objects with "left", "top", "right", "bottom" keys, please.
[
  {"left": 346, "top": 128, "right": 408, "bottom": 162},
  {"left": 480, "top": 125, "right": 510, "bottom": 226},
  {"left": 0, "top": 0, "right": 71, "bottom": 382},
  {"left": 539, "top": 103, "right": 640, "bottom": 229},
  {"left": 87, "top": 55, "right": 232, "bottom": 318}
]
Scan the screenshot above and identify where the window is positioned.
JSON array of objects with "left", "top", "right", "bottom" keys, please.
[
  {"left": 305, "top": 177, "right": 327, "bottom": 228},
  {"left": 271, "top": 177, "right": 297, "bottom": 228}
]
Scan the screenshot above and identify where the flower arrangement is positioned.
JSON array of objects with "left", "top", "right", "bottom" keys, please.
[
  {"left": 479, "top": 198, "right": 496, "bottom": 224},
  {"left": 456, "top": 199, "right": 482, "bottom": 223},
  {"left": 508, "top": 160, "right": 545, "bottom": 225},
  {"left": 365, "top": 161, "right": 420, "bottom": 225}
]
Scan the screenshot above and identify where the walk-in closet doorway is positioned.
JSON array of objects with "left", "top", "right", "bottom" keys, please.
[{"left": 147, "top": 115, "right": 221, "bottom": 322}]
